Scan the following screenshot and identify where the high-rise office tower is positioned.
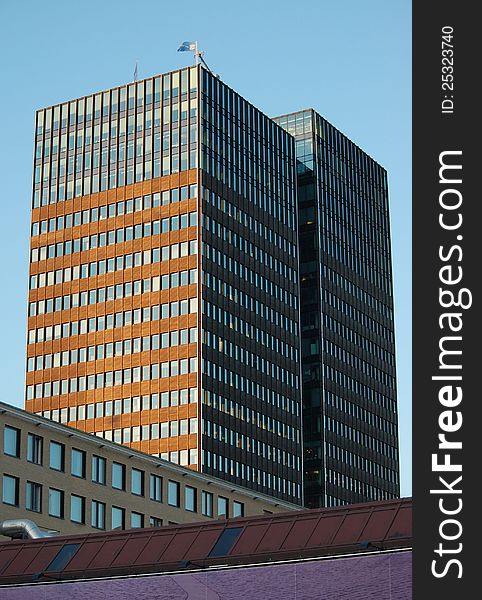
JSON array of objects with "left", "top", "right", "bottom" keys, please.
[
  {"left": 25, "top": 66, "right": 303, "bottom": 505},
  {"left": 274, "top": 110, "right": 400, "bottom": 508}
]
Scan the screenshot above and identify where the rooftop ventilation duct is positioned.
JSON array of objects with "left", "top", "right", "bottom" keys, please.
[{"left": 0, "top": 519, "right": 56, "bottom": 539}]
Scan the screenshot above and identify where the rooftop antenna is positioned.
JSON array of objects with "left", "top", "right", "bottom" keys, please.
[
  {"left": 177, "top": 41, "right": 219, "bottom": 77},
  {"left": 133, "top": 60, "right": 139, "bottom": 82}
]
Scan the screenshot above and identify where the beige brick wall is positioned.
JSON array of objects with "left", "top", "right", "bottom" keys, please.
[{"left": 0, "top": 403, "right": 299, "bottom": 537}]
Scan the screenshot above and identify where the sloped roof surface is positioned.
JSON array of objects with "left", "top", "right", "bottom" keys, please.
[{"left": 0, "top": 498, "right": 411, "bottom": 585}]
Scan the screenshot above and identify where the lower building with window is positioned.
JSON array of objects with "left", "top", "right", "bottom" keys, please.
[{"left": 0, "top": 402, "right": 299, "bottom": 537}]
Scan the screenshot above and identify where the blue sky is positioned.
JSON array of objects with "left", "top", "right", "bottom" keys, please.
[{"left": 0, "top": 0, "right": 411, "bottom": 496}]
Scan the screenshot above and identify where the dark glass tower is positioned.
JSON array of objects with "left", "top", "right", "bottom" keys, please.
[
  {"left": 200, "top": 70, "right": 303, "bottom": 505},
  {"left": 274, "top": 110, "right": 400, "bottom": 508}
]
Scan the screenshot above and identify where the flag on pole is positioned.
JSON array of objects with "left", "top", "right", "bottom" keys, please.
[
  {"left": 133, "top": 61, "right": 138, "bottom": 82},
  {"left": 177, "top": 41, "right": 197, "bottom": 52}
]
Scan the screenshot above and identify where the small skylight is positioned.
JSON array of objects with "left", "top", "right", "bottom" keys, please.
[
  {"left": 45, "top": 543, "right": 81, "bottom": 572},
  {"left": 208, "top": 527, "right": 243, "bottom": 558}
]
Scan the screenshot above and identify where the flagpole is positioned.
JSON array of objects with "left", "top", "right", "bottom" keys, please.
[{"left": 195, "top": 41, "right": 199, "bottom": 65}]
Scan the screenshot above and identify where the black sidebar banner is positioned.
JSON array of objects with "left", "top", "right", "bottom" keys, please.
[{"left": 413, "top": 2, "right": 478, "bottom": 598}]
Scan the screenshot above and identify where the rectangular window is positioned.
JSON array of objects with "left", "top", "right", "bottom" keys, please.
[
  {"left": 71, "top": 448, "right": 86, "bottom": 478},
  {"left": 27, "top": 433, "right": 43, "bottom": 465},
  {"left": 149, "top": 516, "right": 162, "bottom": 527},
  {"left": 2, "top": 474, "right": 19, "bottom": 506},
  {"left": 49, "top": 441, "right": 65, "bottom": 471},
  {"left": 48, "top": 488, "right": 64, "bottom": 518},
  {"left": 167, "top": 480, "right": 180, "bottom": 507},
  {"left": 112, "top": 462, "right": 126, "bottom": 490},
  {"left": 202, "top": 491, "right": 213, "bottom": 517},
  {"left": 111, "top": 506, "right": 125, "bottom": 530},
  {"left": 149, "top": 474, "right": 162, "bottom": 502},
  {"left": 26, "top": 481, "right": 42, "bottom": 513},
  {"left": 92, "top": 455, "right": 106, "bottom": 485},
  {"left": 217, "top": 496, "right": 229, "bottom": 518},
  {"left": 233, "top": 501, "right": 244, "bottom": 517},
  {"left": 71, "top": 494, "right": 85, "bottom": 524},
  {"left": 185, "top": 486, "right": 197, "bottom": 512},
  {"left": 92, "top": 499, "right": 106, "bottom": 529},
  {"left": 3, "top": 426, "right": 20, "bottom": 457},
  {"left": 131, "top": 468, "right": 144, "bottom": 496},
  {"left": 131, "top": 512, "right": 144, "bottom": 528}
]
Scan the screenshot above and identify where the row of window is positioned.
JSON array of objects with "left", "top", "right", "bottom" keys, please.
[
  {"left": 4, "top": 426, "right": 231, "bottom": 510},
  {"left": 35, "top": 118, "right": 197, "bottom": 180},
  {"left": 323, "top": 265, "right": 393, "bottom": 321},
  {"left": 204, "top": 216, "right": 296, "bottom": 297},
  {"left": 203, "top": 419, "right": 299, "bottom": 470},
  {"left": 203, "top": 301, "right": 299, "bottom": 386},
  {"left": 200, "top": 77, "right": 295, "bottom": 231},
  {"left": 322, "top": 289, "right": 394, "bottom": 345},
  {"left": 203, "top": 357, "right": 298, "bottom": 395},
  {"left": 312, "top": 117, "right": 388, "bottom": 194},
  {"left": 319, "top": 175, "right": 389, "bottom": 233},
  {"left": 325, "top": 416, "right": 398, "bottom": 462},
  {"left": 204, "top": 389, "right": 299, "bottom": 439},
  {"left": 31, "top": 270, "right": 196, "bottom": 308},
  {"left": 326, "top": 443, "right": 399, "bottom": 486},
  {"left": 26, "top": 358, "right": 198, "bottom": 400},
  {"left": 203, "top": 273, "right": 298, "bottom": 338},
  {"left": 36, "top": 111, "right": 197, "bottom": 173},
  {"left": 30, "top": 246, "right": 197, "bottom": 287},
  {"left": 203, "top": 242, "right": 296, "bottom": 306},
  {"left": 203, "top": 220, "right": 296, "bottom": 288},
  {"left": 34, "top": 72, "right": 198, "bottom": 205},
  {"left": 326, "top": 469, "right": 395, "bottom": 502},
  {"left": 203, "top": 449, "right": 301, "bottom": 501},
  {"left": 203, "top": 381, "right": 299, "bottom": 427},
  {"left": 27, "top": 327, "right": 197, "bottom": 372},
  {"left": 27, "top": 297, "right": 198, "bottom": 345},
  {"left": 35, "top": 78, "right": 196, "bottom": 153},
  {"left": 204, "top": 387, "right": 299, "bottom": 420},
  {"left": 36, "top": 69, "right": 196, "bottom": 137},
  {"left": 203, "top": 188, "right": 296, "bottom": 259},
  {"left": 327, "top": 391, "right": 397, "bottom": 434},
  {"left": 274, "top": 111, "right": 312, "bottom": 140},
  {"left": 202, "top": 138, "right": 295, "bottom": 233},
  {"left": 31, "top": 186, "right": 197, "bottom": 236},
  {"left": 32, "top": 242, "right": 197, "bottom": 280},
  {"left": 35, "top": 149, "right": 198, "bottom": 206},
  {"left": 3, "top": 471, "right": 244, "bottom": 527},
  {"left": 204, "top": 329, "right": 297, "bottom": 380},
  {"left": 322, "top": 363, "right": 397, "bottom": 415},
  {"left": 318, "top": 196, "right": 391, "bottom": 286},
  {"left": 204, "top": 314, "right": 297, "bottom": 364},
  {"left": 313, "top": 112, "right": 388, "bottom": 189},
  {"left": 36, "top": 387, "right": 197, "bottom": 425},
  {"left": 30, "top": 212, "right": 197, "bottom": 285},
  {"left": 321, "top": 200, "right": 391, "bottom": 267},
  {"left": 322, "top": 229, "right": 392, "bottom": 296},
  {"left": 33, "top": 419, "right": 199, "bottom": 462},
  {"left": 323, "top": 339, "right": 394, "bottom": 388},
  {"left": 323, "top": 314, "right": 395, "bottom": 368},
  {"left": 32, "top": 232, "right": 196, "bottom": 280},
  {"left": 29, "top": 292, "right": 197, "bottom": 342}
]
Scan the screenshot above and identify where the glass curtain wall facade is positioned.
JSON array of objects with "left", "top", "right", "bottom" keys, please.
[
  {"left": 274, "top": 110, "right": 400, "bottom": 508},
  {"left": 26, "top": 65, "right": 303, "bottom": 506},
  {"left": 199, "top": 70, "right": 302, "bottom": 504}
]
